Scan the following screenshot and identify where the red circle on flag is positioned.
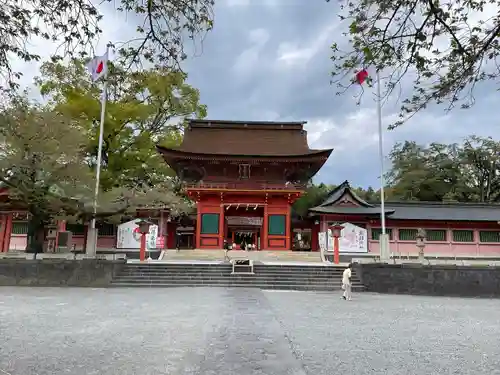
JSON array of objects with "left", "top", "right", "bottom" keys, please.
[{"left": 96, "top": 61, "right": 104, "bottom": 74}]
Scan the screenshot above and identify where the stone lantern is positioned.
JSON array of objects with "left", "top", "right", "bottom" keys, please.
[{"left": 416, "top": 228, "right": 426, "bottom": 263}]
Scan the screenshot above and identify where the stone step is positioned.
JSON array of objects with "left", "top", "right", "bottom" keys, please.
[
  {"left": 112, "top": 263, "right": 364, "bottom": 291},
  {"left": 116, "top": 271, "right": 356, "bottom": 277},
  {"left": 122, "top": 265, "right": 346, "bottom": 271},
  {"left": 120, "top": 270, "right": 350, "bottom": 275},
  {"left": 113, "top": 278, "right": 361, "bottom": 288},
  {"left": 110, "top": 282, "right": 365, "bottom": 291},
  {"left": 121, "top": 267, "right": 232, "bottom": 272},
  {"left": 115, "top": 274, "right": 356, "bottom": 281},
  {"left": 112, "top": 277, "right": 362, "bottom": 285},
  {"left": 116, "top": 272, "right": 358, "bottom": 280},
  {"left": 117, "top": 268, "right": 357, "bottom": 274}
]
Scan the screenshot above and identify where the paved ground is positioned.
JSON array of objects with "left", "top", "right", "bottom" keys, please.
[{"left": 1, "top": 288, "right": 500, "bottom": 375}]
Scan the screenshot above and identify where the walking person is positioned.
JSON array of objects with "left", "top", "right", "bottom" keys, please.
[
  {"left": 223, "top": 239, "right": 231, "bottom": 261},
  {"left": 342, "top": 263, "right": 353, "bottom": 301}
]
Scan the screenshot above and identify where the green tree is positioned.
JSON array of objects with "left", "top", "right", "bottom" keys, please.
[
  {"left": 0, "top": 94, "right": 93, "bottom": 254},
  {"left": 387, "top": 141, "right": 462, "bottom": 201},
  {"left": 353, "top": 186, "right": 381, "bottom": 203},
  {"left": 328, "top": 0, "right": 499, "bottom": 127},
  {"left": 386, "top": 137, "right": 500, "bottom": 202},
  {"left": 1, "top": 0, "right": 214, "bottom": 89},
  {"left": 459, "top": 136, "right": 500, "bottom": 202},
  {"left": 35, "top": 59, "right": 206, "bottom": 191},
  {"left": 293, "top": 183, "right": 334, "bottom": 219},
  {"left": 0, "top": 93, "right": 190, "bottom": 254}
]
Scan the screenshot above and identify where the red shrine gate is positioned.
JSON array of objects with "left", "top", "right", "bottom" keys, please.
[
  {"left": 157, "top": 119, "right": 332, "bottom": 251},
  {"left": 187, "top": 185, "right": 302, "bottom": 250}
]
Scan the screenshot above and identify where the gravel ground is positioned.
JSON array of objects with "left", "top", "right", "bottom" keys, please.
[{"left": 1, "top": 287, "right": 499, "bottom": 375}]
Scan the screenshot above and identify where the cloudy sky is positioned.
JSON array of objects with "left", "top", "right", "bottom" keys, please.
[{"left": 14, "top": 0, "right": 499, "bottom": 189}]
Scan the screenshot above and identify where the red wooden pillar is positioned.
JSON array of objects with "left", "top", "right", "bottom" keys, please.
[
  {"left": 2, "top": 214, "right": 13, "bottom": 252},
  {"left": 54, "top": 220, "right": 66, "bottom": 252},
  {"left": 262, "top": 204, "right": 268, "bottom": 250},
  {"left": 285, "top": 204, "right": 291, "bottom": 250},
  {"left": 311, "top": 221, "right": 319, "bottom": 251},
  {"left": 58, "top": 220, "right": 66, "bottom": 231},
  {"left": 140, "top": 232, "right": 147, "bottom": 261},
  {"left": 218, "top": 204, "right": 224, "bottom": 248},
  {"left": 196, "top": 202, "right": 202, "bottom": 249},
  {"left": 223, "top": 207, "right": 228, "bottom": 243},
  {"left": 0, "top": 214, "right": 8, "bottom": 252}
]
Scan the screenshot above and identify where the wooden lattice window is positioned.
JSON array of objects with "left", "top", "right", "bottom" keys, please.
[
  {"left": 96, "top": 222, "right": 116, "bottom": 236},
  {"left": 66, "top": 224, "right": 86, "bottom": 235},
  {"left": 479, "top": 231, "right": 500, "bottom": 243},
  {"left": 452, "top": 230, "right": 474, "bottom": 243},
  {"left": 239, "top": 164, "right": 251, "bottom": 179},
  {"left": 398, "top": 228, "right": 417, "bottom": 241},
  {"left": 11, "top": 221, "right": 28, "bottom": 235},
  {"left": 426, "top": 230, "right": 447, "bottom": 242},
  {"left": 371, "top": 228, "right": 392, "bottom": 241}
]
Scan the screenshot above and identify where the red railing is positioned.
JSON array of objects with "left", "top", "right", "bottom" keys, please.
[{"left": 185, "top": 181, "right": 305, "bottom": 190}]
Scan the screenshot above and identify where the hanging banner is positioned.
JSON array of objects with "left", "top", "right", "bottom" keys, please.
[
  {"left": 116, "top": 219, "right": 159, "bottom": 249},
  {"left": 318, "top": 223, "right": 368, "bottom": 253}
]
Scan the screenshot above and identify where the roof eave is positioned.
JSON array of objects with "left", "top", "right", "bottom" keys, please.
[
  {"left": 308, "top": 207, "right": 395, "bottom": 215},
  {"left": 156, "top": 145, "right": 333, "bottom": 160}
]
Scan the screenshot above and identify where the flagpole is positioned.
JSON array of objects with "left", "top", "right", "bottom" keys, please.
[
  {"left": 88, "top": 44, "right": 109, "bottom": 256},
  {"left": 376, "top": 70, "right": 388, "bottom": 261}
]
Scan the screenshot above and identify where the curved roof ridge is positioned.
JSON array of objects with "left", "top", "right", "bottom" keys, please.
[{"left": 319, "top": 180, "right": 374, "bottom": 208}]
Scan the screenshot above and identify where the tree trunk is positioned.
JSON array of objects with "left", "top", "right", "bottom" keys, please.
[{"left": 26, "top": 213, "right": 45, "bottom": 258}]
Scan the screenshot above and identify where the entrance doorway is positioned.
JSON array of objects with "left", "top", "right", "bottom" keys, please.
[
  {"left": 228, "top": 228, "right": 260, "bottom": 250},
  {"left": 225, "top": 215, "right": 263, "bottom": 250}
]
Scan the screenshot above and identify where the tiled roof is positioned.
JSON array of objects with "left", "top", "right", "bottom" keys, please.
[
  {"left": 309, "top": 206, "right": 394, "bottom": 215},
  {"left": 382, "top": 202, "right": 500, "bottom": 222},
  {"left": 158, "top": 119, "right": 332, "bottom": 157},
  {"left": 311, "top": 199, "right": 500, "bottom": 222},
  {"left": 319, "top": 180, "right": 373, "bottom": 207},
  {"left": 309, "top": 180, "right": 500, "bottom": 222}
]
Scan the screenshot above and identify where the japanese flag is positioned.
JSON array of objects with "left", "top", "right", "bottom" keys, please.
[
  {"left": 86, "top": 52, "right": 109, "bottom": 82},
  {"left": 354, "top": 69, "right": 369, "bottom": 85}
]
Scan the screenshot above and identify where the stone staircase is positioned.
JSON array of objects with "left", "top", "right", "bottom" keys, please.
[
  {"left": 110, "top": 263, "right": 365, "bottom": 291},
  {"left": 162, "top": 250, "right": 324, "bottom": 263}
]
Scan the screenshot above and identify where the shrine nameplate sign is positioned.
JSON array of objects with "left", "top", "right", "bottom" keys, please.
[
  {"left": 318, "top": 222, "right": 368, "bottom": 253},
  {"left": 226, "top": 217, "right": 263, "bottom": 226},
  {"left": 116, "top": 219, "right": 159, "bottom": 249}
]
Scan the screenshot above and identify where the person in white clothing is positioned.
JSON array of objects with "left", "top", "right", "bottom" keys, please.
[{"left": 342, "top": 263, "right": 353, "bottom": 300}]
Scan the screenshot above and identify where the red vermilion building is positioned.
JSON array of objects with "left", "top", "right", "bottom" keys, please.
[{"left": 157, "top": 119, "right": 332, "bottom": 250}]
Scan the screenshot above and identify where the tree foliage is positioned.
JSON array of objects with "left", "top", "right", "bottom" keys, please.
[
  {"left": 1, "top": 0, "right": 214, "bottom": 89},
  {"left": 293, "top": 183, "right": 333, "bottom": 219},
  {"left": 35, "top": 59, "right": 206, "bottom": 191},
  {"left": 0, "top": 92, "right": 191, "bottom": 252},
  {"left": 329, "top": 0, "right": 500, "bottom": 127},
  {"left": 387, "top": 136, "right": 500, "bottom": 202},
  {"left": 294, "top": 135, "right": 500, "bottom": 214}
]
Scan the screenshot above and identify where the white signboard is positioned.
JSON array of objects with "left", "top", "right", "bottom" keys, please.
[
  {"left": 318, "top": 223, "right": 368, "bottom": 253},
  {"left": 116, "top": 219, "right": 159, "bottom": 250}
]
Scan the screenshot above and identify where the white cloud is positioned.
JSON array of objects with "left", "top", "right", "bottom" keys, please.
[
  {"left": 232, "top": 28, "right": 270, "bottom": 76},
  {"left": 275, "top": 21, "right": 338, "bottom": 67},
  {"left": 224, "top": 0, "right": 280, "bottom": 7},
  {"left": 306, "top": 109, "right": 380, "bottom": 152},
  {"left": 224, "top": 0, "right": 251, "bottom": 6}
]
